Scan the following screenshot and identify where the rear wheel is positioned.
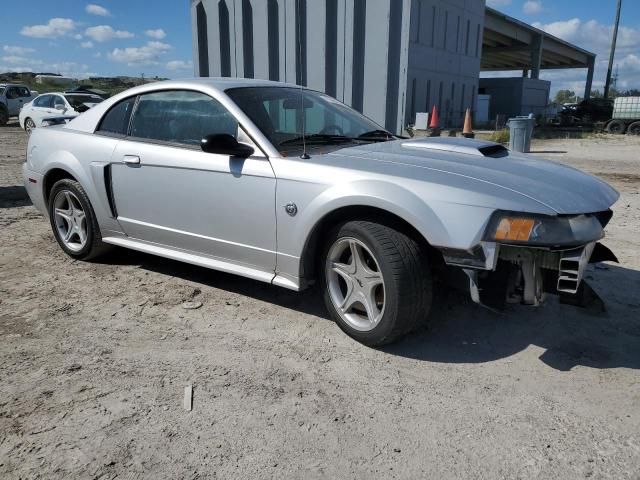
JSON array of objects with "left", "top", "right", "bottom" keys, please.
[
  {"left": 24, "top": 118, "right": 35, "bottom": 135},
  {"left": 48, "top": 179, "right": 108, "bottom": 260},
  {"left": 606, "top": 119, "right": 626, "bottom": 134},
  {"left": 321, "top": 220, "right": 432, "bottom": 346},
  {"left": 626, "top": 121, "right": 640, "bottom": 135}
]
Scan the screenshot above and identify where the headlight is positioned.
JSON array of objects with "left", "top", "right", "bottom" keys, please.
[{"left": 484, "top": 211, "right": 604, "bottom": 247}]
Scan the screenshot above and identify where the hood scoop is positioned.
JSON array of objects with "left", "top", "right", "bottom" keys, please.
[{"left": 401, "top": 137, "right": 509, "bottom": 158}]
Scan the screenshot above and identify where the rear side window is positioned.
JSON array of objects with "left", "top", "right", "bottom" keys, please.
[
  {"left": 97, "top": 97, "right": 137, "bottom": 136},
  {"left": 33, "top": 95, "right": 52, "bottom": 108},
  {"left": 53, "top": 95, "right": 66, "bottom": 108},
  {"left": 129, "top": 90, "right": 238, "bottom": 146}
]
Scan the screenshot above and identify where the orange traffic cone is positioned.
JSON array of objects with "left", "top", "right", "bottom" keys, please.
[
  {"left": 462, "top": 108, "right": 474, "bottom": 138},
  {"left": 428, "top": 105, "right": 440, "bottom": 137},
  {"left": 429, "top": 105, "right": 440, "bottom": 129}
]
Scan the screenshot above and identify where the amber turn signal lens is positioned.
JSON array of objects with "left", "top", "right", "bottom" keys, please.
[{"left": 494, "top": 217, "right": 536, "bottom": 241}]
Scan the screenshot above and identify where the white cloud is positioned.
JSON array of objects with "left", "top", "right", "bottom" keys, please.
[
  {"left": 108, "top": 41, "right": 172, "bottom": 65},
  {"left": 86, "top": 4, "right": 111, "bottom": 16},
  {"left": 85, "top": 25, "right": 134, "bottom": 42},
  {"left": 73, "top": 34, "right": 83, "bottom": 40},
  {"left": 21, "top": 18, "right": 77, "bottom": 39},
  {"left": 93, "top": 52, "right": 102, "bottom": 58},
  {"left": 523, "top": 0, "right": 542, "bottom": 15},
  {"left": 145, "top": 29, "right": 166, "bottom": 40},
  {"left": 166, "top": 60, "right": 193, "bottom": 71},
  {"left": 0, "top": 55, "right": 42, "bottom": 65},
  {"left": 3, "top": 45, "right": 35, "bottom": 55},
  {"left": 486, "top": 0, "right": 512, "bottom": 7},
  {"left": 81, "top": 41, "right": 94, "bottom": 48},
  {"left": 0, "top": 65, "right": 33, "bottom": 73}
]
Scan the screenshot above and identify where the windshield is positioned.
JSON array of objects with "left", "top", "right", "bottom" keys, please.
[
  {"left": 64, "top": 94, "right": 103, "bottom": 111},
  {"left": 226, "top": 87, "right": 393, "bottom": 153}
]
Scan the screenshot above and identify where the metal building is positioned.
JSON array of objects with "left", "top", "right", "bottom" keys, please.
[
  {"left": 191, "top": 0, "right": 485, "bottom": 134},
  {"left": 191, "top": 0, "right": 595, "bottom": 133}
]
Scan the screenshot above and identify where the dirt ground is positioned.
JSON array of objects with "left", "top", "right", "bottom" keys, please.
[{"left": 1, "top": 122, "right": 639, "bottom": 479}]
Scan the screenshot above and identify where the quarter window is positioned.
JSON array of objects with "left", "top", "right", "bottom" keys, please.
[
  {"left": 97, "top": 97, "right": 137, "bottom": 136},
  {"left": 129, "top": 90, "right": 238, "bottom": 146}
]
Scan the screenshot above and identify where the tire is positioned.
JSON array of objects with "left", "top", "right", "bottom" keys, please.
[
  {"left": 0, "top": 105, "right": 8, "bottom": 126},
  {"left": 626, "top": 121, "right": 640, "bottom": 135},
  {"left": 47, "top": 178, "right": 109, "bottom": 260},
  {"left": 606, "top": 119, "right": 626, "bottom": 134},
  {"left": 320, "top": 220, "right": 433, "bottom": 346},
  {"left": 24, "top": 118, "right": 35, "bottom": 135}
]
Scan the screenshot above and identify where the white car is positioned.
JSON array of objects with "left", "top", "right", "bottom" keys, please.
[{"left": 19, "top": 92, "right": 103, "bottom": 134}]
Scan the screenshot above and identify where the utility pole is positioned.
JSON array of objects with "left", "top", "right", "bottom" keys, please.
[{"left": 604, "top": 0, "right": 622, "bottom": 99}]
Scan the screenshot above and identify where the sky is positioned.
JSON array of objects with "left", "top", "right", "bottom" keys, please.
[
  {"left": 0, "top": 1, "right": 193, "bottom": 79},
  {"left": 0, "top": 0, "right": 638, "bottom": 96}
]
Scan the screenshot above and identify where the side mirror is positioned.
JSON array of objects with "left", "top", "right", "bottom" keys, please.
[
  {"left": 55, "top": 104, "right": 66, "bottom": 111},
  {"left": 201, "top": 133, "right": 254, "bottom": 158}
]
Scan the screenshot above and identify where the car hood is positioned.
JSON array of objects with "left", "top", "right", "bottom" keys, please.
[{"left": 329, "top": 137, "right": 619, "bottom": 214}]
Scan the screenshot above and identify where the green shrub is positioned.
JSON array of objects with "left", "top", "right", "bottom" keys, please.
[{"left": 489, "top": 129, "right": 510, "bottom": 144}]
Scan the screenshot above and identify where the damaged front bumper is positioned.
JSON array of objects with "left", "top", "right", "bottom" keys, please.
[{"left": 440, "top": 237, "right": 618, "bottom": 312}]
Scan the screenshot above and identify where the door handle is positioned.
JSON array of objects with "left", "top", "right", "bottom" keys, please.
[{"left": 123, "top": 155, "right": 140, "bottom": 165}]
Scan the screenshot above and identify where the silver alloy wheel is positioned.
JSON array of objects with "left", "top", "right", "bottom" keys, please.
[
  {"left": 25, "top": 118, "right": 35, "bottom": 135},
  {"left": 53, "top": 190, "right": 88, "bottom": 252},
  {"left": 326, "top": 237, "right": 386, "bottom": 331}
]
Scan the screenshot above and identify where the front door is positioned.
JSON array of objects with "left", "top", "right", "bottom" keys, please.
[{"left": 109, "top": 89, "right": 277, "bottom": 275}]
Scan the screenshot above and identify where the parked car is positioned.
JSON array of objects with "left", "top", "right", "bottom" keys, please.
[
  {"left": 19, "top": 92, "right": 104, "bottom": 134},
  {"left": 559, "top": 98, "right": 613, "bottom": 125},
  {"left": 604, "top": 96, "right": 640, "bottom": 134},
  {"left": 0, "top": 83, "right": 38, "bottom": 125},
  {"left": 23, "top": 79, "right": 619, "bottom": 346}
]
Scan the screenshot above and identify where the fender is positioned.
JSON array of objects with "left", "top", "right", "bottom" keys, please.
[
  {"left": 275, "top": 179, "right": 496, "bottom": 287},
  {"left": 39, "top": 147, "right": 123, "bottom": 235}
]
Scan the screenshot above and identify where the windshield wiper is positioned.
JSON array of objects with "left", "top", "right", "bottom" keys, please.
[
  {"left": 279, "top": 133, "right": 354, "bottom": 147},
  {"left": 357, "top": 130, "right": 395, "bottom": 141}
]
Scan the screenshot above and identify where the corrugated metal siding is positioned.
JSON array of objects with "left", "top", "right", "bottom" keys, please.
[{"left": 191, "top": 0, "right": 485, "bottom": 133}]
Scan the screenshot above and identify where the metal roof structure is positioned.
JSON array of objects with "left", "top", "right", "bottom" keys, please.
[{"left": 481, "top": 7, "right": 596, "bottom": 97}]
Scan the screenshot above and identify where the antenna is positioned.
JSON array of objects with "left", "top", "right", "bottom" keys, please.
[{"left": 296, "top": 0, "right": 310, "bottom": 159}]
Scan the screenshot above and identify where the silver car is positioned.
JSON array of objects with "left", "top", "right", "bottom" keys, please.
[{"left": 23, "top": 79, "right": 619, "bottom": 346}]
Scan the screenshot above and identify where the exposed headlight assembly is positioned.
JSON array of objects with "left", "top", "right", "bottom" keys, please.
[{"left": 484, "top": 211, "right": 605, "bottom": 247}]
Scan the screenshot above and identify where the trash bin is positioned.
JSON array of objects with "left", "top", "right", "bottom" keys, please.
[{"left": 507, "top": 115, "right": 535, "bottom": 153}]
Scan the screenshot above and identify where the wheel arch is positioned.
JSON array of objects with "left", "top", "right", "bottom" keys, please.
[
  {"left": 298, "top": 204, "right": 444, "bottom": 284},
  {"left": 42, "top": 167, "right": 79, "bottom": 206}
]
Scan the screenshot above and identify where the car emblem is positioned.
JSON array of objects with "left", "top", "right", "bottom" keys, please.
[{"left": 284, "top": 202, "right": 298, "bottom": 216}]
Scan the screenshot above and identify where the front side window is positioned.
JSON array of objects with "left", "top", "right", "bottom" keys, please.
[
  {"left": 129, "top": 90, "right": 238, "bottom": 146},
  {"left": 6, "top": 87, "right": 19, "bottom": 99},
  {"left": 97, "top": 96, "right": 137, "bottom": 136},
  {"left": 226, "top": 87, "right": 390, "bottom": 153},
  {"left": 18, "top": 87, "right": 31, "bottom": 97}
]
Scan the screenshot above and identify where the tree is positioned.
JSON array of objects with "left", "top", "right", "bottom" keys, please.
[{"left": 554, "top": 89, "right": 576, "bottom": 104}]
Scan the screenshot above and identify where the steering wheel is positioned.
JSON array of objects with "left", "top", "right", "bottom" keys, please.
[{"left": 319, "top": 124, "right": 344, "bottom": 135}]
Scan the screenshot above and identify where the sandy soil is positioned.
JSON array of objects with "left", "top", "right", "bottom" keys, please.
[{"left": 1, "top": 123, "right": 639, "bottom": 479}]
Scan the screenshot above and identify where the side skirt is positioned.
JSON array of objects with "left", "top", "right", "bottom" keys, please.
[{"left": 102, "top": 236, "right": 301, "bottom": 291}]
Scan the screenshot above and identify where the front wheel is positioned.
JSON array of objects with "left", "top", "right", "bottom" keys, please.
[
  {"left": 321, "top": 220, "right": 432, "bottom": 346},
  {"left": 0, "top": 105, "right": 8, "bottom": 126},
  {"left": 48, "top": 179, "right": 108, "bottom": 260}
]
